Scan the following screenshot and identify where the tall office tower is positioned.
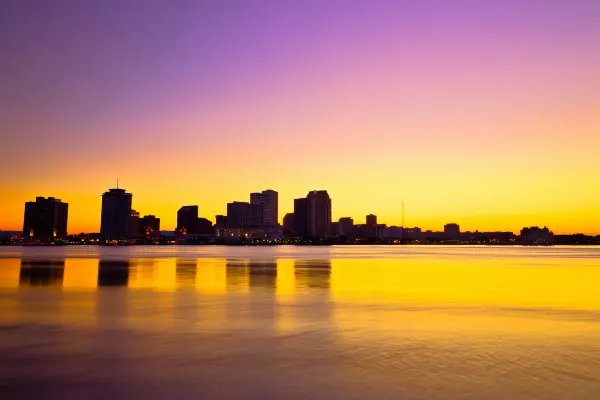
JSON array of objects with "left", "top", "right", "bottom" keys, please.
[
  {"left": 338, "top": 217, "right": 354, "bottom": 237},
  {"left": 23, "top": 197, "right": 69, "bottom": 239},
  {"left": 306, "top": 190, "right": 331, "bottom": 238},
  {"left": 293, "top": 198, "right": 308, "bottom": 237},
  {"left": 227, "top": 201, "right": 263, "bottom": 228},
  {"left": 444, "top": 223, "right": 460, "bottom": 238},
  {"left": 177, "top": 205, "right": 199, "bottom": 233},
  {"left": 366, "top": 214, "right": 377, "bottom": 227},
  {"left": 100, "top": 188, "right": 133, "bottom": 241},
  {"left": 250, "top": 189, "right": 278, "bottom": 226}
]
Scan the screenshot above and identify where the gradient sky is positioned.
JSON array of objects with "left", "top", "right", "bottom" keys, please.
[{"left": 1, "top": 0, "right": 599, "bottom": 234}]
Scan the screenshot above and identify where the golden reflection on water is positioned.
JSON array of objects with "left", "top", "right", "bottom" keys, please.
[
  {"left": 0, "top": 258, "right": 20, "bottom": 288},
  {"left": 63, "top": 259, "right": 98, "bottom": 290},
  {"left": 1, "top": 255, "right": 599, "bottom": 314},
  {"left": 329, "top": 257, "right": 600, "bottom": 310}
]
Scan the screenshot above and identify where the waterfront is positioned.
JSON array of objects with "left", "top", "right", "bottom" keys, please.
[{"left": 1, "top": 246, "right": 600, "bottom": 399}]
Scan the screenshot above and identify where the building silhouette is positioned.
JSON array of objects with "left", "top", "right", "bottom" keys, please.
[
  {"left": 100, "top": 188, "right": 132, "bottom": 241},
  {"left": 196, "top": 217, "right": 213, "bottom": 234},
  {"left": 140, "top": 215, "right": 160, "bottom": 234},
  {"left": 338, "top": 217, "right": 354, "bottom": 237},
  {"left": 282, "top": 213, "right": 295, "bottom": 237},
  {"left": 131, "top": 210, "right": 141, "bottom": 235},
  {"left": 306, "top": 190, "right": 331, "bottom": 237},
  {"left": 444, "top": 223, "right": 460, "bottom": 238},
  {"left": 177, "top": 205, "right": 198, "bottom": 233},
  {"left": 366, "top": 214, "right": 377, "bottom": 227},
  {"left": 227, "top": 201, "right": 263, "bottom": 228},
  {"left": 23, "top": 197, "right": 68, "bottom": 239},
  {"left": 215, "top": 215, "right": 228, "bottom": 229},
  {"left": 250, "top": 189, "right": 278, "bottom": 226},
  {"left": 293, "top": 198, "right": 308, "bottom": 236}
]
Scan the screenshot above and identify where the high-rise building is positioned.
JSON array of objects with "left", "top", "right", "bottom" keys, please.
[
  {"left": 177, "top": 206, "right": 199, "bottom": 233},
  {"left": 23, "top": 197, "right": 68, "bottom": 239},
  {"left": 338, "top": 217, "right": 354, "bottom": 237},
  {"left": 282, "top": 213, "right": 295, "bottom": 237},
  {"left": 444, "top": 223, "right": 460, "bottom": 238},
  {"left": 250, "top": 189, "right": 278, "bottom": 226},
  {"left": 100, "top": 188, "right": 133, "bottom": 241},
  {"left": 227, "top": 201, "right": 263, "bottom": 228},
  {"left": 306, "top": 190, "right": 331, "bottom": 238},
  {"left": 366, "top": 214, "right": 377, "bottom": 227},
  {"left": 293, "top": 198, "right": 308, "bottom": 237}
]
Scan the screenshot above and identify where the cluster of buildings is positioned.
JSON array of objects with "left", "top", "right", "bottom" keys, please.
[{"left": 14, "top": 187, "right": 589, "bottom": 246}]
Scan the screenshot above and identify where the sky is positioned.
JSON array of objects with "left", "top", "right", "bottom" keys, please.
[{"left": 1, "top": 0, "right": 599, "bottom": 234}]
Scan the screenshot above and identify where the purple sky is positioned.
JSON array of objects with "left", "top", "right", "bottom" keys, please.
[{"left": 1, "top": 0, "right": 600, "bottom": 233}]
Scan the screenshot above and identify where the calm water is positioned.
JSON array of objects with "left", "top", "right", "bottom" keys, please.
[{"left": 1, "top": 245, "right": 600, "bottom": 399}]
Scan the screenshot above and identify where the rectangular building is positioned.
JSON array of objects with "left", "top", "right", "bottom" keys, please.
[
  {"left": 250, "top": 189, "right": 278, "bottom": 226},
  {"left": 227, "top": 201, "right": 263, "bottom": 228},
  {"left": 23, "top": 197, "right": 68, "bottom": 239}
]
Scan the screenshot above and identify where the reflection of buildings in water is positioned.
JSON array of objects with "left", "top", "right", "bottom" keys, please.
[
  {"left": 19, "top": 259, "right": 65, "bottom": 286},
  {"left": 176, "top": 259, "right": 197, "bottom": 288},
  {"left": 98, "top": 260, "right": 130, "bottom": 286},
  {"left": 225, "top": 259, "right": 249, "bottom": 290},
  {"left": 225, "top": 259, "right": 278, "bottom": 290},
  {"left": 128, "top": 259, "right": 157, "bottom": 289},
  {"left": 247, "top": 260, "right": 277, "bottom": 290},
  {"left": 294, "top": 260, "right": 331, "bottom": 290}
]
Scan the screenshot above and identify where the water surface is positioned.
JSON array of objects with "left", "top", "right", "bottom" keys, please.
[{"left": 1, "top": 246, "right": 600, "bottom": 399}]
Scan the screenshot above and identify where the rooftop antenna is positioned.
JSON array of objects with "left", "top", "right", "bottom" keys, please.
[{"left": 402, "top": 200, "right": 405, "bottom": 229}]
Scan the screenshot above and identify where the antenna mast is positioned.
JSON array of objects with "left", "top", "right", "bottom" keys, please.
[
  {"left": 402, "top": 200, "right": 405, "bottom": 229},
  {"left": 117, "top": 178, "right": 119, "bottom": 189}
]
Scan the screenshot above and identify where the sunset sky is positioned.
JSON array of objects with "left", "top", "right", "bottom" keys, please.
[{"left": 1, "top": 0, "right": 599, "bottom": 234}]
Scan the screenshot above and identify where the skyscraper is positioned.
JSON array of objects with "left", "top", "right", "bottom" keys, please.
[
  {"left": 444, "top": 223, "right": 460, "bottom": 238},
  {"left": 366, "top": 214, "right": 377, "bottom": 227},
  {"left": 293, "top": 198, "right": 308, "bottom": 237},
  {"left": 100, "top": 188, "right": 133, "bottom": 241},
  {"left": 23, "top": 197, "right": 68, "bottom": 239},
  {"left": 250, "top": 189, "right": 278, "bottom": 226},
  {"left": 177, "top": 205, "right": 199, "bottom": 233},
  {"left": 227, "top": 201, "right": 263, "bottom": 228},
  {"left": 306, "top": 190, "right": 331, "bottom": 238}
]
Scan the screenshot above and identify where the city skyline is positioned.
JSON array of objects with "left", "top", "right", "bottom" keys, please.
[
  {"left": 1, "top": 1, "right": 600, "bottom": 234},
  {"left": 9, "top": 185, "right": 592, "bottom": 237}
]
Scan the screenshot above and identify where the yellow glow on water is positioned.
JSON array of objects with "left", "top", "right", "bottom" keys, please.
[
  {"left": 195, "top": 259, "right": 227, "bottom": 294},
  {"left": 155, "top": 258, "right": 177, "bottom": 291},
  {"left": 62, "top": 259, "right": 98, "bottom": 290},
  {"left": 128, "top": 259, "right": 158, "bottom": 289},
  {"left": 0, "top": 258, "right": 20, "bottom": 288},
  {"left": 276, "top": 259, "right": 296, "bottom": 301},
  {"left": 330, "top": 257, "right": 600, "bottom": 311}
]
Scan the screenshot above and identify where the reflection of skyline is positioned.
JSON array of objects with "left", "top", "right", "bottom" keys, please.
[
  {"left": 8, "top": 258, "right": 334, "bottom": 292},
  {"left": 294, "top": 260, "right": 331, "bottom": 290},
  {"left": 19, "top": 259, "right": 65, "bottom": 286},
  {"left": 176, "top": 259, "right": 197, "bottom": 288},
  {"left": 98, "top": 260, "right": 130, "bottom": 287}
]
